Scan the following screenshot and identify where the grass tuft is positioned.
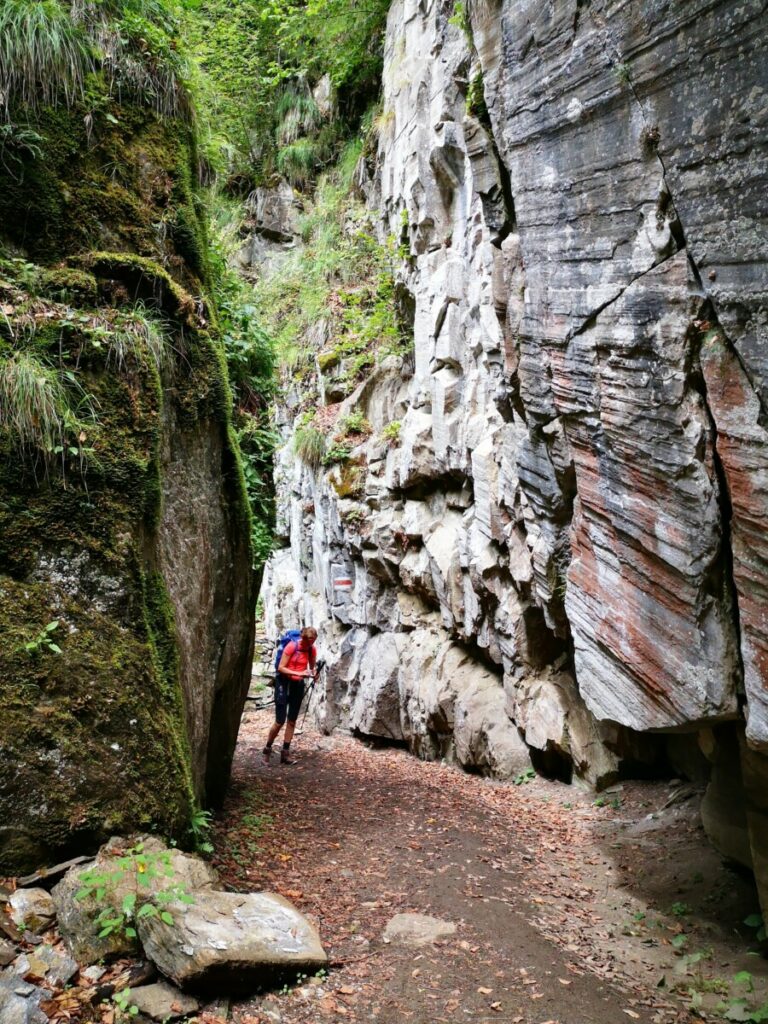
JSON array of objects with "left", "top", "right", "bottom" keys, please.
[
  {"left": 105, "top": 305, "right": 169, "bottom": 370},
  {"left": 293, "top": 425, "right": 326, "bottom": 470},
  {"left": 276, "top": 137, "right": 322, "bottom": 187},
  {"left": 0, "top": 349, "right": 70, "bottom": 453},
  {"left": 0, "top": 0, "right": 93, "bottom": 117}
]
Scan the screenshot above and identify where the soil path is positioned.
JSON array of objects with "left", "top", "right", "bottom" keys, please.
[{"left": 212, "top": 706, "right": 760, "bottom": 1024}]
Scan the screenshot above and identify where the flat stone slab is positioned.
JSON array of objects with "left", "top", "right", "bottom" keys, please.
[
  {"left": 0, "top": 939, "right": 16, "bottom": 967},
  {"left": 138, "top": 891, "right": 327, "bottom": 994},
  {"left": 130, "top": 982, "right": 200, "bottom": 1020},
  {"left": 382, "top": 913, "right": 457, "bottom": 947}
]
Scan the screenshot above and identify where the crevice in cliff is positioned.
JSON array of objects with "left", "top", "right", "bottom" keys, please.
[
  {"left": 685, "top": 253, "right": 768, "bottom": 431},
  {"left": 686, "top": 299, "right": 745, "bottom": 696},
  {"left": 486, "top": 131, "right": 516, "bottom": 246},
  {"left": 565, "top": 249, "right": 682, "bottom": 347}
]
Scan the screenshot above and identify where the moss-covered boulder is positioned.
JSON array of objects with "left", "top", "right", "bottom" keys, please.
[{"left": 0, "top": 7, "right": 256, "bottom": 871}]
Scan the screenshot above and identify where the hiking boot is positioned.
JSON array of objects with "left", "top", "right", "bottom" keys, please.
[
  {"left": 280, "top": 752, "right": 297, "bottom": 765},
  {"left": 261, "top": 747, "right": 272, "bottom": 766}
]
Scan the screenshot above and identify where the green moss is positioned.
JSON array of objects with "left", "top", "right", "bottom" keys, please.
[
  {"left": 318, "top": 349, "right": 341, "bottom": 373},
  {"left": 0, "top": 98, "right": 206, "bottom": 291},
  {"left": 37, "top": 267, "right": 98, "bottom": 306},
  {"left": 71, "top": 252, "right": 197, "bottom": 324},
  {"left": 0, "top": 25, "right": 256, "bottom": 870},
  {"left": 0, "top": 577, "right": 193, "bottom": 870}
]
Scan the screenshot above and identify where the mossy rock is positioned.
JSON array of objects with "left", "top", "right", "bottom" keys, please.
[
  {"left": 0, "top": 290, "right": 254, "bottom": 870},
  {"left": 37, "top": 267, "right": 99, "bottom": 306},
  {"left": 317, "top": 349, "right": 341, "bottom": 373},
  {"left": 71, "top": 252, "right": 197, "bottom": 325},
  {"left": 0, "top": 44, "right": 254, "bottom": 873},
  {"left": 0, "top": 98, "right": 208, "bottom": 294}
]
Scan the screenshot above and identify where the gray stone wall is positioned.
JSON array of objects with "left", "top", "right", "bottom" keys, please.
[{"left": 262, "top": 0, "right": 768, "bottom": 904}]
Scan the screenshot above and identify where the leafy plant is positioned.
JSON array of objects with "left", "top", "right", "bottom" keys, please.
[
  {"left": 744, "top": 913, "right": 767, "bottom": 942},
  {"left": 614, "top": 61, "right": 632, "bottom": 85},
  {"left": 380, "top": 420, "right": 401, "bottom": 446},
  {"left": 448, "top": 0, "right": 470, "bottom": 38},
  {"left": 513, "top": 767, "right": 536, "bottom": 786},
  {"left": 322, "top": 440, "right": 353, "bottom": 466},
  {"left": 188, "top": 808, "right": 214, "bottom": 854},
  {"left": 113, "top": 987, "right": 139, "bottom": 1018},
  {"left": 670, "top": 901, "right": 692, "bottom": 917},
  {"left": 75, "top": 841, "right": 194, "bottom": 941},
  {"left": 22, "top": 620, "right": 63, "bottom": 657},
  {"left": 339, "top": 411, "right": 371, "bottom": 436}
]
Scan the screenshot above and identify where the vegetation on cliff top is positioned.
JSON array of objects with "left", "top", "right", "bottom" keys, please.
[{"left": 186, "top": 0, "right": 390, "bottom": 186}]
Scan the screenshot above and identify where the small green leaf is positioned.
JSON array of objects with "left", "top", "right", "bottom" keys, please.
[
  {"left": 744, "top": 914, "right": 763, "bottom": 928},
  {"left": 48, "top": 643, "right": 63, "bottom": 654},
  {"left": 125, "top": 927, "right": 137, "bottom": 939},
  {"left": 160, "top": 911, "right": 174, "bottom": 925}
]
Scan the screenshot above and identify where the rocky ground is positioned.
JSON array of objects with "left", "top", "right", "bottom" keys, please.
[
  {"left": 4, "top": 701, "right": 768, "bottom": 1024},
  {"left": 214, "top": 703, "right": 768, "bottom": 1024}
]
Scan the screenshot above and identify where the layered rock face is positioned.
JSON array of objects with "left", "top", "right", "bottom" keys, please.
[
  {"left": 262, "top": 0, "right": 768, "bottom": 898},
  {"left": 0, "top": 95, "right": 254, "bottom": 869}
]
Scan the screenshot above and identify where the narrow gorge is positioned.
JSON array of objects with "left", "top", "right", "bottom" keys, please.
[{"left": 1, "top": 0, "right": 768, "bottom": 1020}]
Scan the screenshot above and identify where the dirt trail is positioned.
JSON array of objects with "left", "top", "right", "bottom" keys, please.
[{"left": 212, "top": 706, "right": 768, "bottom": 1024}]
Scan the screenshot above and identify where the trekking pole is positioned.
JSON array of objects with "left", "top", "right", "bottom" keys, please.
[{"left": 295, "top": 659, "right": 325, "bottom": 736}]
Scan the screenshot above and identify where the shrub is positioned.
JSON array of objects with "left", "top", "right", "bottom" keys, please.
[
  {"left": 322, "top": 440, "right": 353, "bottom": 466},
  {"left": 380, "top": 420, "right": 401, "bottom": 445}
]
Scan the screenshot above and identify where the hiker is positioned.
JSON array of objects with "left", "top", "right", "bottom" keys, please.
[{"left": 262, "top": 626, "right": 319, "bottom": 765}]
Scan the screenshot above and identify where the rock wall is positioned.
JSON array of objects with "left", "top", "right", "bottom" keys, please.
[
  {"left": 262, "top": 0, "right": 768, "bottom": 900},
  {"left": 0, "top": 91, "right": 254, "bottom": 870}
]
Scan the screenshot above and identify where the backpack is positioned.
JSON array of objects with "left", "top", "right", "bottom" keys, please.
[{"left": 274, "top": 629, "right": 303, "bottom": 672}]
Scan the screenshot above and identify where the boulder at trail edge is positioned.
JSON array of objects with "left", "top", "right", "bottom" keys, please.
[{"left": 137, "top": 890, "right": 327, "bottom": 993}]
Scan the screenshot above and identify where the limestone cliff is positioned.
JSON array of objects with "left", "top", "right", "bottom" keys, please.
[{"left": 261, "top": 0, "right": 768, "bottom": 902}]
